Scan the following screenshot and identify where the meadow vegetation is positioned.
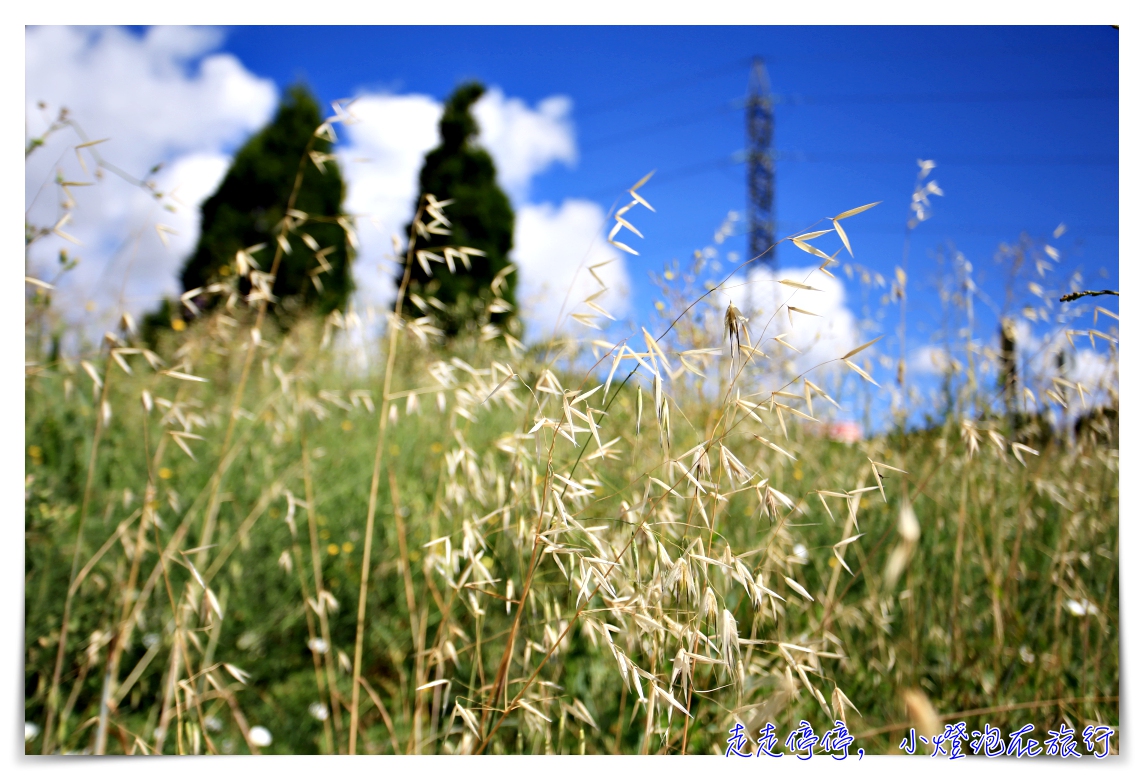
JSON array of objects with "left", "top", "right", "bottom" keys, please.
[{"left": 24, "top": 105, "right": 1119, "bottom": 756}]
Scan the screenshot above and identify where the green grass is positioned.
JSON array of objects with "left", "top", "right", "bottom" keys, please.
[
  {"left": 23, "top": 133, "right": 1118, "bottom": 755},
  {"left": 23, "top": 313, "right": 1118, "bottom": 755}
]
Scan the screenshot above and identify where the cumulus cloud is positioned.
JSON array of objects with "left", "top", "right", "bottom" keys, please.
[
  {"left": 907, "top": 316, "right": 1117, "bottom": 422},
  {"left": 910, "top": 344, "right": 959, "bottom": 377},
  {"left": 1011, "top": 319, "right": 1118, "bottom": 407},
  {"left": 1068, "top": 347, "right": 1118, "bottom": 390},
  {"left": 712, "top": 264, "right": 865, "bottom": 382},
  {"left": 336, "top": 87, "right": 592, "bottom": 334},
  {"left": 337, "top": 93, "right": 443, "bottom": 315},
  {"left": 26, "top": 26, "right": 597, "bottom": 348},
  {"left": 99, "top": 153, "right": 232, "bottom": 313},
  {"left": 26, "top": 27, "right": 275, "bottom": 175},
  {"left": 472, "top": 89, "right": 576, "bottom": 202},
  {"left": 512, "top": 199, "right": 629, "bottom": 339},
  {"left": 25, "top": 26, "right": 276, "bottom": 344}
]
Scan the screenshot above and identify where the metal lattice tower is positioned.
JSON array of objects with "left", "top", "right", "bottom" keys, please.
[{"left": 746, "top": 57, "right": 776, "bottom": 267}]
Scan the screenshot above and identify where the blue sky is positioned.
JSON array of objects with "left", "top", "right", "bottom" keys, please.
[
  {"left": 216, "top": 25, "right": 1123, "bottom": 420},
  {"left": 220, "top": 25, "right": 1117, "bottom": 251},
  {"left": 26, "top": 25, "right": 1119, "bottom": 428}
]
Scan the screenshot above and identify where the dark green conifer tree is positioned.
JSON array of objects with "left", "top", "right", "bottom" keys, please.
[
  {"left": 401, "top": 82, "right": 518, "bottom": 337},
  {"left": 152, "top": 84, "right": 352, "bottom": 339}
]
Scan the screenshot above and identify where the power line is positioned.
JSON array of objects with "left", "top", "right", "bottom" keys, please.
[
  {"left": 581, "top": 155, "right": 738, "bottom": 199},
  {"left": 581, "top": 103, "right": 737, "bottom": 151},
  {"left": 577, "top": 58, "right": 751, "bottom": 117},
  {"left": 762, "top": 42, "right": 1115, "bottom": 66},
  {"left": 580, "top": 170, "right": 1117, "bottom": 236},
  {"left": 774, "top": 88, "right": 1117, "bottom": 106},
  {"left": 772, "top": 151, "right": 1117, "bottom": 166},
  {"left": 582, "top": 148, "right": 1116, "bottom": 199},
  {"left": 579, "top": 89, "right": 1117, "bottom": 151},
  {"left": 574, "top": 43, "right": 1115, "bottom": 119},
  {"left": 769, "top": 221, "right": 1118, "bottom": 237}
]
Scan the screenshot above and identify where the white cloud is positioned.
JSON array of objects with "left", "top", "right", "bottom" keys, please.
[
  {"left": 512, "top": 200, "right": 629, "bottom": 339},
  {"left": 712, "top": 264, "right": 864, "bottom": 382},
  {"left": 25, "top": 27, "right": 273, "bottom": 174},
  {"left": 1068, "top": 347, "right": 1118, "bottom": 391},
  {"left": 910, "top": 344, "right": 958, "bottom": 377},
  {"left": 337, "top": 93, "right": 443, "bottom": 315},
  {"left": 26, "top": 27, "right": 587, "bottom": 347},
  {"left": 905, "top": 317, "right": 1118, "bottom": 421},
  {"left": 472, "top": 89, "right": 576, "bottom": 202},
  {"left": 1012, "top": 319, "right": 1118, "bottom": 408},
  {"left": 336, "top": 87, "right": 586, "bottom": 333},
  {"left": 25, "top": 26, "right": 276, "bottom": 345},
  {"left": 98, "top": 153, "right": 232, "bottom": 313}
]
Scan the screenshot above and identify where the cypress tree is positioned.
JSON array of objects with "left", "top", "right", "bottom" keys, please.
[
  {"left": 162, "top": 84, "right": 353, "bottom": 334},
  {"left": 401, "top": 82, "right": 518, "bottom": 337}
]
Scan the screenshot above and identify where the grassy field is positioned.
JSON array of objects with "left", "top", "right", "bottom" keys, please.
[
  {"left": 24, "top": 161, "right": 1119, "bottom": 756},
  {"left": 23, "top": 315, "right": 1119, "bottom": 755}
]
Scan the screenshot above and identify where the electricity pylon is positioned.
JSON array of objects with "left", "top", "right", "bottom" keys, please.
[{"left": 746, "top": 57, "right": 776, "bottom": 267}]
